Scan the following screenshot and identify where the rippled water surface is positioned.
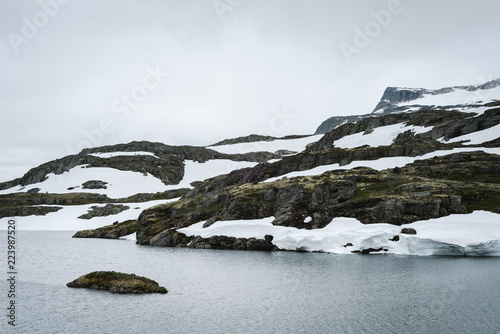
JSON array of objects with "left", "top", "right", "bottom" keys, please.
[{"left": 1, "top": 231, "right": 499, "bottom": 333}]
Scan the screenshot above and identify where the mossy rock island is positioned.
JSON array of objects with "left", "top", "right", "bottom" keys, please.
[{"left": 66, "top": 271, "right": 168, "bottom": 294}]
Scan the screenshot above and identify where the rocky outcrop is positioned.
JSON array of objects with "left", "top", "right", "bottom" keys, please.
[
  {"left": 315, "top": 115, "right": 366, "bottom": 135},
  {"left": 144, "top": 228, "right": 276, "bottom": 251},
  {"left": 73, "top": 219, "right": 136, "bottom": 239},
  {"left": 372, "top": 87, "right": 427, "bottom": 112},
  {"left": 310, "top": 109, "right": 478, "bottom": 152},
  {"left": 136, "top": 176, "right": 359, "bottom": 246},
  {"left": 66, "top": 271, "right": 167, "bottom": 294},
  {"left": 0, "top": 152, "right": 184, "bottom": 190},
  {"left": 82, "top": 180, "right": 108, "bottom": 189},
  {"left": 211, "top": 134, "right": 311, "bottom": 146},
  {"left": 136, "top": 151, "right": 500, "bottom": 248},
  {"left": 78, "top": 204, "right": 130, "bottom": 219},
  {"left": 401, "top": 228, "right": 417, "bottom": 235},
  {"left": 0, "top": 206, "right": 62, "bottom": 219},
  {"left": 187, "top": 234, "right": 276, "bottom": 251}
]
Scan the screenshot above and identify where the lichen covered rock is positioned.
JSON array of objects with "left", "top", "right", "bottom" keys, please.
[{"left": 66, "top": 271, "right": 167, "bottom": 294}]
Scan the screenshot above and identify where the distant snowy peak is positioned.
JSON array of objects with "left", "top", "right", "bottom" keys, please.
[
  {"left": 317, "top": 78, "right": 500, "bottom": 134},
  {"left": 373, "top": 78, "right": 500, "bottom": 114}
]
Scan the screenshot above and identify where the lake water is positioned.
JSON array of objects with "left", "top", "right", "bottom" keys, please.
[{"left": 1, "top": 231, "right": 499, "bottom": 334}]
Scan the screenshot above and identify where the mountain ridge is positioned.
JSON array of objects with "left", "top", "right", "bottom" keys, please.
[{"left": 1, "top": 79, "right": 500, "bottom": 255}]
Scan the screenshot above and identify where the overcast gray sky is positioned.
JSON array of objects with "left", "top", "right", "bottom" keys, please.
[{"left": 1, "top": 0, "right": 500, "bottom": 181}]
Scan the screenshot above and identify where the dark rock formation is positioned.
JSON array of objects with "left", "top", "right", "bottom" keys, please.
[
  {"left": 401, "top": 228, "right": 417, "bottom": 235},
  {"left": 188, "top": 234, "right": 276, "bottom": 251},
  {"left": 78, "top": 204, "right": 130, "bottom": 220},
  {"left": 315, "top": 115, "right": 367, "bottom": 135},
  {"left": 66, "top": 271, "right": 167, "bottom": 294},
  {"left": 211, "top": 134, "right": 311, "bottom": 146},
  {"left": 73, "top": 219, "right": 137, "bottom": 239},
  {"left": 352, "top": 247, "right": 388, "bottom": 255},
  {"left": 0, "top": 206, "right": 62, "bottom": 219},
  {"left": 27, "top": 187, "right": 40, "bottom": 194},
  {"left": 82, "top": 180, "right": 108, "bottom": 189}
]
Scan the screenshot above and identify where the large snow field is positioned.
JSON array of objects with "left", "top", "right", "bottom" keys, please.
[
  {"left": 0, "top": 159, "right": 258, "bottom": 197},
  {"left": 179, "top": 211, "right": 500, "bottom": 256},
  {"left": 0, "top": 167, "right": 169, "bottom": 198},
  {"left": 208, "top": 135, "right": 324, "bottom": 155},
  {"left": 0, "top": 199, "right": 173, "bottom": 231},
  {"left": 333, "top": 123, "right": 433, "bottom": 149},
  {"left": 263, "top": 147, "right": 500, "bottom": 183}
]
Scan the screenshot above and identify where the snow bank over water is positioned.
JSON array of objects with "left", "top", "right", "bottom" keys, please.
[{"left": 179, "top": 211, "right": 500, "bottom": 256}]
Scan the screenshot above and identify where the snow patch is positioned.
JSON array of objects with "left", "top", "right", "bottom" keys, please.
[
  {"left": 88, "top": 151, "right": 158, "bottom": 158},
  {"left": 209, "top": 135, "right": 323, "bottom": 155},
  {"left": 439, "top": 124, "right": 500, "bottom": 145},
  {"left": 0, "top": 159, "right": 259, "bottom": 196},
  {"left": 399, "top": 86, "right": 500, "bottom": 108},
  {"left": 333, "top": 123, "right": 433, "bottom": 149},
  {"left": 163, "top": 160, "right": 258, "bottom": 190},
  {"left": 0, "top": 166, "right": 168, "bottom": 198},
  {"left": 264, "top": 147, "right": 500, "bottom": 183}
]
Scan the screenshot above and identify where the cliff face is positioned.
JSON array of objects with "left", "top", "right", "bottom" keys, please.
[
  {"left": 372, "top": 87, "right": 427, "bottom": 112},
  {"left": 314, "top": 115, "right": 364, "bottom": 135}
]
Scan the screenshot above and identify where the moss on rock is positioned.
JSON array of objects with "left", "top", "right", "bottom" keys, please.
[{"left": 66, "top": 271, "right": 167, "bottom": 294}]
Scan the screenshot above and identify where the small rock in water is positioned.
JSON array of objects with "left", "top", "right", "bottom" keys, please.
[{"left": 66, "top": 271, "right": 168, "bottom": 294}]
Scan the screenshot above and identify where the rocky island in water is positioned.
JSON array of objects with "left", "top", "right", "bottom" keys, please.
[{"left": 66, "top": 271, "right": 168, "bottom": 294}]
